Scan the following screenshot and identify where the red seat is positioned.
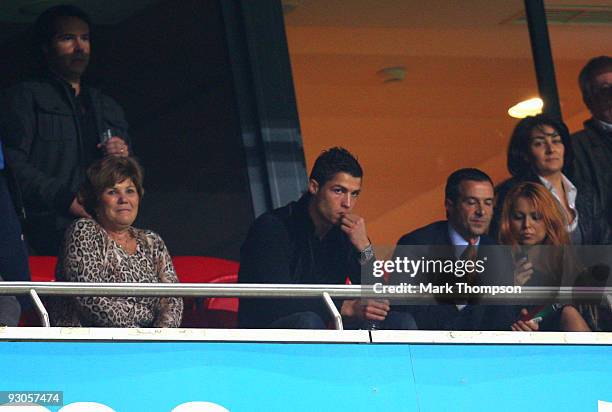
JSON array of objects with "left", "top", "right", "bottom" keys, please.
[
  {"left": 19, "top": 256, "right": 58, "bottom": 326},
  {"left": 172, "top": 256, "right": 239, "bottom": 328},
  {"left": 28, "top": 256, "right": 58, "bottom": 282}
]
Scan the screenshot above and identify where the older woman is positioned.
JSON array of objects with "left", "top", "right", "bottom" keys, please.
[
  {"left": 493, "top": 114, "right": 610, "bottom": 245},
  {"left": 498, "top": 182, "right": 593, "bottom": 332},
  {"left": 50, "top": 157, "right": 182, "bottom": 327}
]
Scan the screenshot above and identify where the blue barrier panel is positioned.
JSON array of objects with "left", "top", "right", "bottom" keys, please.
[
  {"left": 410, "top": 344, "right": 612, "bottom": 412},
  {"left": 0, "top": 342, "right": 417, "bottom": 411},
  {"left": 0, "top": 340, "right": 611, "bottom": 411}
]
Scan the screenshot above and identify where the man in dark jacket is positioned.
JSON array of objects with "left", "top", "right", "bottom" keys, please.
[
  {"left": 393, "top": 168, "right": 515, "bottom": 330},
  {"left": 571, "top": 56, "right": 612, "bottom": 232},
  {"left": 2, "top": 5, "right": 130, "bottom": 255},
  {"left": 0, "top": 139, "right": 28, "bottom": 324},
  {"left": 238, "top": 147, "right": 415, "bottom": 329}
]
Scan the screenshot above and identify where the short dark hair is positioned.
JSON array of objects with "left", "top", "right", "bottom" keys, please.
[
  {"left": 33, "top": 4, "right": 92, "bottom": 49},
  {"left": 445, "top": 168, "right": 493, "bottom": 203},
  {"left": 79, "top": 157, "right": 144, "bottom": 218},
  {"left": 506, "top": 114, "right": 573, "bottom": 178},
  {"left": 578, "top": 55, "right": 612, "bottom": 109},
  {"left": 309, "top": 147, "right": 363, "bottom": 187}
]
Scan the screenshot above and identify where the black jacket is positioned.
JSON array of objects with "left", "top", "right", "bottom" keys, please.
[
  {"left": 1, "top": 75, "right": 130, "bottom": 234},
  {"left": 493, "top": 175, "right": 611, "bottom": 245},
  {"left": 237, "top": 194, "right": 361, "bottom": 328},
  {"left": 571, "top": 119, "right": 612, "bottom": 230}
]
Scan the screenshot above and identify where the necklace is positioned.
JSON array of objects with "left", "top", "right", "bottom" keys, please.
[{"left": 109, "top": 230, "right": 134, "bottom": 250}]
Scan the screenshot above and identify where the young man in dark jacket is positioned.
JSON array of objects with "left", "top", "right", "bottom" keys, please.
[{"left": 238, "top": 147, "right": 415, "bottom": 330}]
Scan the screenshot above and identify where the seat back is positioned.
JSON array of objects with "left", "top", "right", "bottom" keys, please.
[
  {"left": 28, "top": 256, "right": 58, "bottom": 282},
  {"left": 172, "top": 256, "right": 239, "bottom": 328},
  {"left": 204, "top": 273, "right": 239, "bottom": 312},
  {"left": 20, "top": 256, "right": 58, "bottom": 326}
]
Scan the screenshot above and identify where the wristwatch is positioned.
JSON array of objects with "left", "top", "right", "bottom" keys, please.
[{"left": 359, "top": 244, "right": 374, "bottom": 265}]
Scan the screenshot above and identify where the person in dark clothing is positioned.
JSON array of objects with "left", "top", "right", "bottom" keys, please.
[
  {"left": 393, "top": 168, "right": 515, "bottom": 331},
  {"left": 0, "top": 273, "right": 21, "bottom": 326},
  {"left": 571, "top": 56, "right": 612, "bottom": 230},
  {"left": 492, "top": 114, "right": 610, "bottom": 245},
  {"left": 0, "top": 139, "right": 28, "bottom": 325},
  {"left": 1, "top": 5, "right": 130, "bottom": 255},
  {"left": 238, "top": 147, "right": 415, "bottom": 330}
]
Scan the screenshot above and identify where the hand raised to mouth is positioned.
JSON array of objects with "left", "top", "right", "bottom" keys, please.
[{"left": 340, "top": 213, "right": 370, "bottom": 252}]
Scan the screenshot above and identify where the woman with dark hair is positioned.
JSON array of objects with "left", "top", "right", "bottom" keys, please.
[
  {"left": 50, "top": 157, "right": 183, "bottom": 327},
  {"left": 493, "top": 114, "right": 610, "bottom": 245},
  {"left": 499, "top": 182, "right": 594, "bottom": 332}
]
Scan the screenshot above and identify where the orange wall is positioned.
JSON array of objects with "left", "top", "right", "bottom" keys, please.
[{"left": 286, "top": 24, "right": 594, "bottom": 248}]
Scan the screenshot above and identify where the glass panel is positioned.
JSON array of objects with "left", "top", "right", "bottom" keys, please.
[{"left": 284, "top": 0, "right": 537, "bottom": 245}]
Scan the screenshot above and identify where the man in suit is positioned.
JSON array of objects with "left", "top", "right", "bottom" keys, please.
[{"left": 392, "top": 168, "right": 514, "bottom": 330}]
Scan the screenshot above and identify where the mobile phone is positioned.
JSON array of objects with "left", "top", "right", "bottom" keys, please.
[
  {"left": 513, "top": 247, "right": 528, "bottom": 263},
  {"left": 100, "top": 129, "right": 113, "bottom": 143},
  {"left": 520, "top": 304, "right": 561, "bottom": 323}
]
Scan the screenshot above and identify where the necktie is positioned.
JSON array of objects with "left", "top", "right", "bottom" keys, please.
[{"left": 460, "top": 239, "right": 478, "bottom": 286}]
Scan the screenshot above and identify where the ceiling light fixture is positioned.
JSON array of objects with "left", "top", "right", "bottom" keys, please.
[{"left": 508, "top": 97, "right": 543, "bottom": 118}]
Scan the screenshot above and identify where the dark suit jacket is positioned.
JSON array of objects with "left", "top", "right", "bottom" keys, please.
[
  {"left": 571, "top": 119, "right": 612, "bottom": 230},
  {"left": 393, "top": 220, "right": 515, "bottom": 331}
]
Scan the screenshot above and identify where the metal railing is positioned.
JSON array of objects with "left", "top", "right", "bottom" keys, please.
[{"left": 0, "top": 282, "right": 610, "bottom": 330}]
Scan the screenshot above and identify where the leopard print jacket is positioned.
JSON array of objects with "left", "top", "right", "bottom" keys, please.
[{"left": 49, "top": 218, "right": 183, "bottom": 327}]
